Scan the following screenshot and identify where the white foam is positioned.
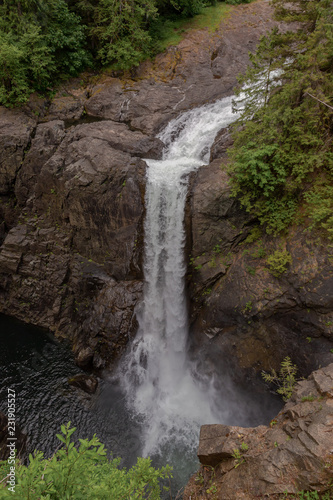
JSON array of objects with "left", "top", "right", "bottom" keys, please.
[{"left": 119, "top": 96, "right": 240, "bottom": 457}]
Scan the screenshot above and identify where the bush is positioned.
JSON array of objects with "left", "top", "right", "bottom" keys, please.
[
  {"left": 262, "top": 356, "right": 298, "bottom": 401},
  {"left": 0, "top": 423, "right": 172, "bottom": 499},
  {"left": 266, "top": 249, "right": 292, "bottom": 277}
]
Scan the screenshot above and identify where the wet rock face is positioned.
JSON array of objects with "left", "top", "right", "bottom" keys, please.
[
  {"left": 187, "top": 134, "right": 333, "bottom": 378},
  {"left": 185, "top": 363, "right": 333, "bottom": 499}
]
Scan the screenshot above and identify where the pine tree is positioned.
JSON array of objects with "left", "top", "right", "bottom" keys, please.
[
  {"left": 229, "top": 0, "right": 333, "bottom": 236},
  {"left": 91, "top": 0, "right": 158, "bottom": 69}
]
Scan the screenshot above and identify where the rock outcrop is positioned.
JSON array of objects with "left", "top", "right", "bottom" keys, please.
[
  {"left": 184, "top": 363, "right": 333, "bottom": 499},
  {"left": 0, "top": 117, "right": 147, "bottom": 370},
  {"left": 68, "top": 374, "right": 98, "bottom": 394},
  {"left": 186, "top": 134, "right": 333, "bottom": 381}
]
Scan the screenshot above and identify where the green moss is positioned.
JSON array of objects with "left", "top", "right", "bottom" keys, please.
[
  {"left": 152, "top": 2, "right": 231, "bottom": 53},
  {"left": 266, "top": 250, "right": 292, "bottom": 277}
]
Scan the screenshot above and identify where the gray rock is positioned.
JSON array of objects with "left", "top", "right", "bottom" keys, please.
[{"left": 185, "top": 364, "right": 333, "bottom": 499}]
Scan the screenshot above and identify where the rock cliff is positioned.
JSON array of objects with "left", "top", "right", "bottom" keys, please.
[
  {"left": 0, "top": 0, "right": 284, "bottom": 370},
  {"left": 186, "top": 135, "right": 333, "bottom": 382}
]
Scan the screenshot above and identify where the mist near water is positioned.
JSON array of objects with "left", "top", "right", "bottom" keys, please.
[{"left": 117, "top": 97, "right": 280, "bottom": 466}]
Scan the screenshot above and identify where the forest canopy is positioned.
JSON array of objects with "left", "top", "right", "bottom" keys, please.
[{"left": 0, "top": 0, "right": 237, "bottom": 105}]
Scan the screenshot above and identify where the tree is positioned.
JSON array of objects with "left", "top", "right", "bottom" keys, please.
[
  {"left": 0, "top": 0, "right": 90, "bottom": 105},
  {"left": 229, "top": 0, "right": 333, "bottom": 236},
  {"left": 91, "top": 0, "right": 158, "bottom": 69}
]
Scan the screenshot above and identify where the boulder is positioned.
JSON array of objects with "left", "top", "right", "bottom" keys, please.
[{"left": 68, "top": 374, "right": 98, "bottom": 394}]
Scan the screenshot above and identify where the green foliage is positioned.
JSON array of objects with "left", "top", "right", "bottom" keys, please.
[
  {"left": 251, "top": 246, "right": 266, "bottom": 258},
  {"left": 243, "top": 301, "right": 252, "bottom": 312},
  {"left": 243, "top": 226, "right": 261, "bottom": 244},
  {"left": 0, "top": 423, "right": 172, "bottom": 499},
  {"left": 228, "top": 0, "right": 333, "bottom": 237},
  {"left": 266, "top": 249, "right": 292, "bottom": 277},
  {"left": 301, "top": 394, "right": 315, "bottom": 402},
  {"left": 262, "top": 356, "right": 298, "bottom": 401},
  {"left": 0, "top": 0, "right": 90, "bottom": 105},
  {"left": 240, "top": 442, "right": 248, "bottom": 452},
  {"left": 245, "top": 265, "right": 256, "bottom": 276},
  {"left": 294, "top": 490, "right": 333, "bottom": 500},
  {"left": 231, "top": 448, "right": 245, "bottom": 468},
  {"left": 169, "top": 0, "right": 205, "bottom": 17},
  {"left": 91, "top": 0, "right": 158, "bottom": 69},
  {"left": 304, "top": 186, "right": 333, "bottom": 240},
  {"left": 225, "top": 0, "right": 251, "bottom": 5}
]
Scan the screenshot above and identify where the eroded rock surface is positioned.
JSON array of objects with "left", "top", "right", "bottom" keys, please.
[
  {"left": 0, "top": 0, "right": 284, "bottom": 369},
  {"left": 184, "top": 363, "right": 333, "bottom": 499},
  {"left": 187, "top": 140, "right": 333, "bottom": 379}
]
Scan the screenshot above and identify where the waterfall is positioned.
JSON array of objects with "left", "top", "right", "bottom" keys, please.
[{"left": 119, "top": 96, "right": 240, "bottom": 458}]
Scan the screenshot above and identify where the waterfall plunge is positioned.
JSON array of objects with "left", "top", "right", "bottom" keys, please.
[{"left": 120, "top": 96, "right": 240, "bottom": 458}]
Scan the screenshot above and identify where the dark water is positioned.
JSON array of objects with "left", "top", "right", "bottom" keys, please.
[
  {"left": 0, "top": 314, "right": 194, "bottom": 497},
  {"left": 0, "top": 315, "right": 143, "bottom": 462},
  {"left": 0, "top": 314, "right": 282, "bottom": 497}
]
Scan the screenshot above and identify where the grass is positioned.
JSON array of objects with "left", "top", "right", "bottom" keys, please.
[
  {"left": 155, "top": 3, "right": 232, "bottom": 52},
  {"left": 99, "top": 2, "right": 232, "bottom": 76}
]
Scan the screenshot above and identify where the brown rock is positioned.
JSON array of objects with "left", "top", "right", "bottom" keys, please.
[
  {"left": 68, "top": 374, "right": 98, "bottom": 394},
  {"left": 185, "top": 364, "right": 333, "bottom": 499}
]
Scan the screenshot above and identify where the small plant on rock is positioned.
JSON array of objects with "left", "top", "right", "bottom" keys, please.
[
  {"left": 240, "top": 442, "right": 248, "bottom": 452},
  {"left": 231, "top": 448, "right": 245, "bottom": 468},
  {"left": 262, "top": 356, "right": 298, "bottom": 401},
  {"left": 266, "top": 249, "right": 292, "bottom": 277}
]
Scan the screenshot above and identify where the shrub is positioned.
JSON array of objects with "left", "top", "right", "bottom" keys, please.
[
  {"left": 266, "top": 249, "right": 292, "bottom": 277},
  {"left": 0, "top": 423, "right": 172, "bottom": 499},
  {"left": 262, "top": 356, "right": 298, "bottom": 401}
]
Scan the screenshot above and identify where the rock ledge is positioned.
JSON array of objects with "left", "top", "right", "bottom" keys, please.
[{"left": 185, "top": 363, "right": 333, "bottom": 499}]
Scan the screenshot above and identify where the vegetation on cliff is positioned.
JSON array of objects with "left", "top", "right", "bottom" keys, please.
[{"left": 229, "top": 0, "right": 333, "bottom": 239}]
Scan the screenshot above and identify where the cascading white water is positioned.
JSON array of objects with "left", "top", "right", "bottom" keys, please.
[{"left": 120, "top": 96, "right": 240, "bottom": 458}]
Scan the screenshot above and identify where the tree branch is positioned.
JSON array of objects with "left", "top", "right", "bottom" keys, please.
[{"left": 304, "top": 92, "right": 333, "bottom": 111}]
